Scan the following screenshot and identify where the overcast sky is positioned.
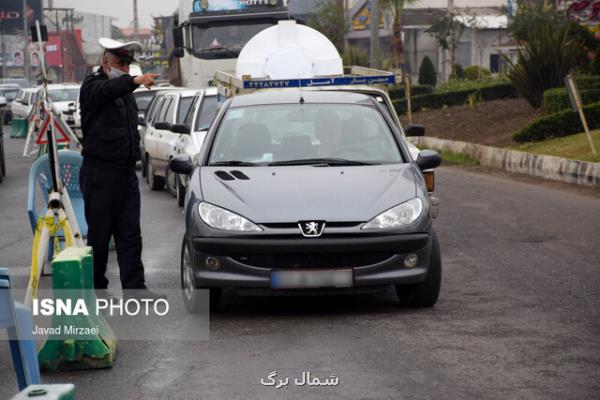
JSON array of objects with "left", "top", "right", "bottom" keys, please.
[{"left": 50, "top": 0, "right": 178, "bottom": 29}]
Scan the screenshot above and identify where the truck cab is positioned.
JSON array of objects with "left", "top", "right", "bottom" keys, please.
[{"left": 173, "top": 0, "right": 290, "bottom": 87}]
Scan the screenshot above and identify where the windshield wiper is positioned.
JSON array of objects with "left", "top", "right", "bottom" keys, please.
[
  {"left": 269, "top": 158, "right": 376, "bottom": 166},
  {"left": 209, "top": 161, "right": 258, "bottom": 167}
]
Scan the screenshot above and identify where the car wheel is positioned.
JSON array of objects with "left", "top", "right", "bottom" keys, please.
[
  {"left": 396, "top": 230, "right": 441, "bottom": 308},
  {"left": 176, "top": 174, "right": 185, "bottom": 208},
  {"left": 141, "top": 153, "right": 148, "bottom": 179},
  {"left": 148, "top": 157, "right": 165, "bottom": 191},
  {"left": 165, "top": 165, "right": 177, "bottom": 197},
  {"left": 0, "top": 139, "right": 5, "bottom": 182},
  {"left": 181, "top": 240, "right": 221, "bottom": 313},
  {"left": 144, "top": 154, "right": 150, "bottom": 183}
]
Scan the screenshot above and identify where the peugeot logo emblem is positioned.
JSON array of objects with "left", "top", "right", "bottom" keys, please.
[{"left": 298, "top": 221, "right": 325, "bottom": 237}]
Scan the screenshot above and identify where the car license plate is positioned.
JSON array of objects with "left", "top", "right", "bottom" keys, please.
[{"left": 271, "top": 269, "right": 354, "bottom": 289}]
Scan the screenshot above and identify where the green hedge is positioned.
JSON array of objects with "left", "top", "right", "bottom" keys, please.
[
  {"left": 464, "top": 65, "right": 491, "bottom": 81},
  {"left": 388, "top": 84, "right": 434, "bottom": 100},
  {"left": 513, "top": 101, "right": 600, "bottom": 142},
  {"left": 574, "top": 76, "right": 600, "bottom": 89},
  {"left": 543, "top": 87, "right": 600, "bottom": 114},
  {"left": 393, "top": 83, "right": 518, "bottom": 115}
]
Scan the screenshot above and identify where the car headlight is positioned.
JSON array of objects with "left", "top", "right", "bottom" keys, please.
[
  {"left": 362, "top": 198, "right": 423, "bottom": 230},
  {"left": 198, "top": 202, "right": 262, "bottom": 232}
]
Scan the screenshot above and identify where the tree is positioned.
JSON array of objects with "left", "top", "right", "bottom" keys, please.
[
  {"left": 504, "top": 3, "right": 596, "bottom": 108},
  {"left": 380, "top": 0, "right": 418, "bottom": 70},
  {"left": 308, "top": 0, "right": 348, "bottom": 53},
  {"left": 504, "top": 23, "right": 583, "bottom": 108},
  {"left": 427, "top": 10, "right": 466, "bottom": 80},
  {"left": 418, "top": 56, "right": 437, "bottom": 86}
]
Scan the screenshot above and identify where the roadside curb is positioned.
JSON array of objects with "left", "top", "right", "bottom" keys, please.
[{"left": 408, "top": 137, "right": 600, "bottom": 187}]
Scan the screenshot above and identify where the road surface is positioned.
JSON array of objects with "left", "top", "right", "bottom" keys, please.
[{"left": 1, "top": 135, "right": 599, "bottom": 399}]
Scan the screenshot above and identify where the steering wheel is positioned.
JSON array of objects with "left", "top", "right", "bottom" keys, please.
[{"left": 330, "top": 145, "right": 371, "bottom": 159}]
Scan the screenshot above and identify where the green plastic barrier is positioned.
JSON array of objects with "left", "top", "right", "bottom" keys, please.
[
  {"left": 11, "top": 384, "right": 75, "bottom": 400},
  {"left": 37, "top": 247, "right": 117, "bottom": 371},
  {"left": 10, "top": 117, "right": 28, "bottom": 139}
]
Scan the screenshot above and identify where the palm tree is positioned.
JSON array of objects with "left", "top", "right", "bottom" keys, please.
[{"left": 380, "top": 0, "right": 419, "bottom": 70}]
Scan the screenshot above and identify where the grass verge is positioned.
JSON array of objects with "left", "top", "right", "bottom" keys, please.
[
  {"left": 512, "top": 130, "right": 600, "bottom": 163},
  {"left": 439, "top": 150, "right": 480, "bottom": 166}
]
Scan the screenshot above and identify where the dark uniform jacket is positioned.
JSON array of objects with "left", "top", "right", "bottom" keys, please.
[{"left": 79, "top": 67, "right": 141, "bottom": 169}]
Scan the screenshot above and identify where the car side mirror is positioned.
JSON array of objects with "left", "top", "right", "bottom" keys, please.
[
  {"left": 405, "top": 124, "right": 425, "bottom": 137},
  {"left": 154, "top": 121, "right": 171, "bottom": 130},
  {"left": 138, "top": 115, "right": 146, "bottom": 126},
  {"left": 169, "top": 155, "right": 194, "bottom": 175},
  {"left": 67, "top": 102, "right": 76, "bottom": 112},
  {"left": 170, "top": 123, "right": 190, "bottom": 135},
  {"left": 0, "top": 96, "right": 6, "bottom": 108},
  {"left": 416, "top": 150, "right": 442, "bottom": 170}
]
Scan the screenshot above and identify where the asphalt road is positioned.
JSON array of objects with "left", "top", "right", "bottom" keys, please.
[{"left": 1, "top": 134, "right": 599, "bottom": 399}]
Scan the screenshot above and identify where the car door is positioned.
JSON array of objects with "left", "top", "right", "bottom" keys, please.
[
  {"left": 11, "top": 90, "right": 27, "bottom": 118},
  {"left": 154, "top": 95, "right": 177, "bottom": 170},
  {"left": 145, "top": 95, "right": 169, "bottom": 158},
  {"left": 175, "top": 93, "right": 200, "bottom": 159},
  {"left": 160, "top": 94, "right": 194, "bottom": 164}
]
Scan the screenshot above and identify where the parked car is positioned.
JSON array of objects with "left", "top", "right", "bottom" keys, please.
[
  {"left": 46, "top": 83, "right": 80, "bottom": 125},
  {"left": 172, "top": 87, "right": 219, "bottom": 206},
  {"left": 10, "top": 88, "right": 39, "bottom": 120},
  {"left": 143, "top": 89, "right": 197, "bottom": 192},
  {"left": 137, "top": 86, "right": 181, "bottom": 178},
  {"left": 169, "top": 90, "right": 442, "bottom": 312},
  {"left": 0, "top": 84, "right": 20, "bottom": 124}
]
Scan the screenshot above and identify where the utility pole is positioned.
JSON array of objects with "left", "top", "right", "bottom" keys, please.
[
  {"left": 370, "top": 0, "right": 380, "bottom": 68},
  {"left": 22, "top": 0, "right": 30, "bottom": 81},
  {"left": 133, "top": 0, "right": 140, "bottom": 41}
]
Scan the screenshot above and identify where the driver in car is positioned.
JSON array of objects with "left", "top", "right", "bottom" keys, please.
[{"left": 315, "top": 112, "right": 342, "bottom": 157}]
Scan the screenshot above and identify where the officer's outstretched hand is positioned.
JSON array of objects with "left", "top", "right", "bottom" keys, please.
[{"left": 134, "top": 73, "right": 161, "bottom": 89}]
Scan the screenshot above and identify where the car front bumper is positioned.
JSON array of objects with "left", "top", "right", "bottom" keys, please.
[{"left": 189, "top": 232, "right": 434, "bottom": 289}]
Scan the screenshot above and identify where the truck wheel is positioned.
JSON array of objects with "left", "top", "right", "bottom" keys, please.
[
  {"left": 396, "top": 231, "right": 441, "bottom": 308},
  {"left": 148, "top": 157, "right": 165, "bottom": 191},
  {"left": 176, "top": 175, "right": 185, "bottom": 208},
  {"left": 181, "top": 240, "right": 221, "bottom": 313}
]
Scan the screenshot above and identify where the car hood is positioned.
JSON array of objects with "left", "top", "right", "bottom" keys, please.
[{"left": 200, "top": 164, "right": 418, "bottom": 223}]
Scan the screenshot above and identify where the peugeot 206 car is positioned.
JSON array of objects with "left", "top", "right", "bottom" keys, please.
[{"left": 169, "top": 90, "right": 442, "bottom": 312}]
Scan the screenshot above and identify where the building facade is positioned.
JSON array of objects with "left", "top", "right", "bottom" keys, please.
[{"left": 347, "top": 0, "right": 517, "bottom": 81}]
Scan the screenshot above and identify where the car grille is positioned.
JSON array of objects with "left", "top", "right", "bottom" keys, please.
[{"left": 232, "top": 252, "right": 395, "bottom": 269}]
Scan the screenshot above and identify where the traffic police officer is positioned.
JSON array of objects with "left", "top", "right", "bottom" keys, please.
[{"left": 79, "top": 38, "right": 160, "bottom": 295}]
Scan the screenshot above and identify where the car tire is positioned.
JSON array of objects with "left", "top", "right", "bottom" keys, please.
[
  {"left": 148, "top": 157, "right": 165, "bottom": 191},
  {"left": 396, "top": 230, "right": 441, "bottom": 308},
  {"left": 165, "top": 165, "right": 177, "bottom": 197},
  {"left": 176, "top": 175, "right": 185, "bottom": 208},
  {"left": 141, "top": 153, "right": 148, "bottom": 179},
  {"left": 0, "top": 138, "right": 5, "bottom": 183},
  {"left": 181, "top": 240, "right": 222, "bottom": 313}
]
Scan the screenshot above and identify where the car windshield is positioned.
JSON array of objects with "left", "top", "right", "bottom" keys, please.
[
  {"left": 0, "top": 79, "right": 29, "bottom": 88},
  {"left": 48, "top": 88, "right": 79, "bottom": 102},
  {"left": 192, "top": 22, "right": 274, "bottom": 60},
  {"left": 195, "top": 95, "right": 218, "bottom": 131},
  {"left": 1, "top": 89, "right": 18, "bottom": 101},
  {"left": 208, "top": 103, "right": 403, "bottom": 166},
  {"left": 134, "top": 91, "right": 156, "bottom": 112}
]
